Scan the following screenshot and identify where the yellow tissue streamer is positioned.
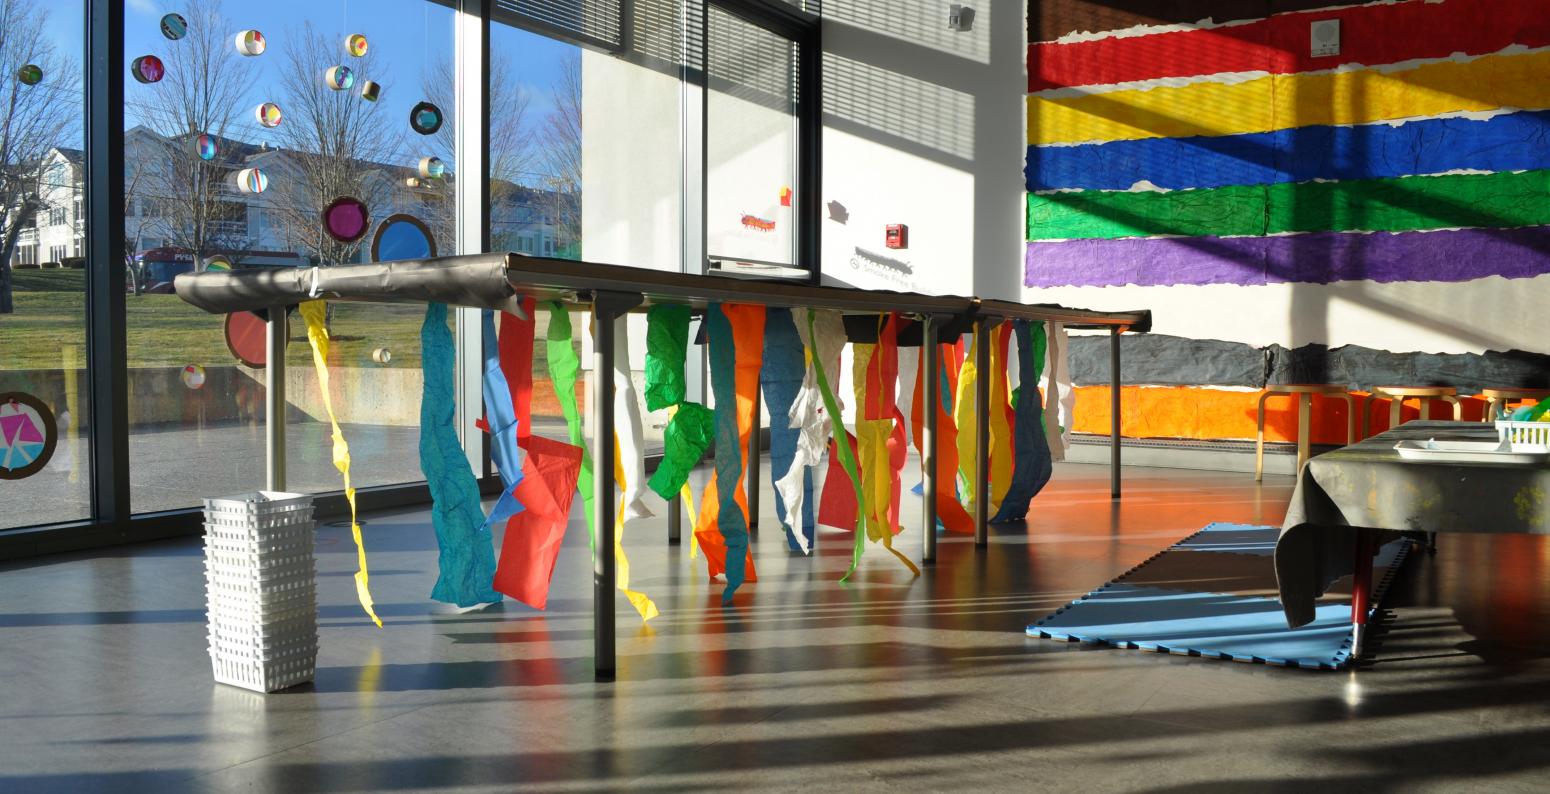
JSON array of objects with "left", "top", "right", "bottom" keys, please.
[
  {"left": 988, "top": 327, "right": 1013, "bottom": 516},
  {"left": 613, "top": 435, "right": 659, "bottom": 622},
  {"left": 954, "top": 332, "right": 980, "bottom": 514},
  {"left": 850, "top": 340, "right": 920, "bottom": 578},
  {"left": 1029, "top": 49, "right": 1550, "bottom": 146},
  {"left": 299, "top": 301, "right": 381, "bottom": 628}
]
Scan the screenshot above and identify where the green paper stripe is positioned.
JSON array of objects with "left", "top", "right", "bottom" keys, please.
[
  {"left": 806, "top": 311, "right": 868, "bottom": 583},
  {"left": 545, "top": 302, "right": 595, "bottom": 550},
  {"left": 644, "top": 304, "right": 691, "bottom": 412},
  {"left": 1027, "top": 170, "right": 1550, "bottom": 241}
]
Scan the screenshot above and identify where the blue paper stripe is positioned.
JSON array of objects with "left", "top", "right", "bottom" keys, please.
[
  {"left": 479, "top": 310, "right": 524, "bottom": 532},
  {"left": 708, "top": 304, "right": 750, "bottom": 604},
  {"left": 1027, "top": 109, "right": 1550, "bottom": 192},
  {"left": 760, "top": 308, "right": 816, "bottom": 551}
]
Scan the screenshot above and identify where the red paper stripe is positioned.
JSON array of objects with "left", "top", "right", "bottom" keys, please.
[{"left": 1029, "top": 0, "right": 1550, "bottom": 91}]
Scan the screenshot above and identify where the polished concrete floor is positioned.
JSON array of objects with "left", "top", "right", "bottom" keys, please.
[{"left": 3, "top": 462, "right": 1549, "bottom": 792}]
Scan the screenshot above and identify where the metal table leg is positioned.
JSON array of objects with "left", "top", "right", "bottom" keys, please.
[
  {"left": 1349, "top": 530, "right": 1376, "bottom": 662},
  {"left": 973, "top": 318, "right": 992, "bottom": 547},
  {"left": 590, "top": 292, "right": 641, "bottom": 682},
  {"left": 1111, "top": 327, "right": 1122, "bottom": 499}
]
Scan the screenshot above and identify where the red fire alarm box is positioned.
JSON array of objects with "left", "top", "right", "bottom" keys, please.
[{"left": 885, "top": 224, "right": 908, "bottom": 249}]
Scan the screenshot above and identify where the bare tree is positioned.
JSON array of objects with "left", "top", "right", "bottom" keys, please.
[
  {"left": 536, "top": 51, "right": 581, "bottom": 256},
  {"left": 130, "top": 1, "right": 255, "bottom": 271},
  {"left": 268, "top": 23, "right": 400, "bottom": 266},
  {"left": 0, "top": 0, "right": 77, "bottom": 313},
  {"left": 419, "top": 53, "right": 534, "bottom": 252}
]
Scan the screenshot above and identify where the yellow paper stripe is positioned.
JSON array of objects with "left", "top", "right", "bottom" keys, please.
[
  {"left": 613, "top": 436, "right": 659, "bottom": 622},
  {"left": 299, "top": 301, "right": 381, "bottom": 627},
  {"left": 1029, "top": 49, "right": 1550, "bottom": 146},
  {"left": 954, "top": 332, "right": 980, "bottom": 514},
  {"left": 987, "top": 330, "right": 1013, "bottom": 515}
]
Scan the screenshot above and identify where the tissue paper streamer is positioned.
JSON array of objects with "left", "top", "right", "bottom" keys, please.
[
  {"left": 299, "top": 300, "right": 381, "bottom": 626},
  {"left": 545, "top": 303, "right": 595, "bottom": 546},
  {"left": 762, "top": 308, "right": 816, "bottom": 551},
  {"left": 990, "top": 321, "right": 1053, "bottom": 524},
  {"left": 610, "top": 316, "right": 657, "bottom": 621},
  {"left": 492, "top": 434, "right": 582, "bottom": 609},
  {"left": 479, "top": 309, "right": 525, "bottom": 533},
  {"left": 420, "top": 303, "right": 502, "bottom": 608},
  {"left": 705, "top": 303, "right": 765, "bottom": 603}
]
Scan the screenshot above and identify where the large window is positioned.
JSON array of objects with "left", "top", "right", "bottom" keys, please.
[
  {"left": 122, "top": 1, "right": 456, "bottom": 510},
  {"left": 0, "top": 0, "right": 87, "bottom": 529},
  {"left": 0, "top": 0, "right": 818, "bottom": 547}
]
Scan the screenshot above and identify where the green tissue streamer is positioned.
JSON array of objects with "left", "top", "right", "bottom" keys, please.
[
  {"left": 644, "top": 304, "right": 690, "bottom": 411},
  {"left": 805, "top": 310, "right": 868, "bottom": 582},
  {"left": 649, "top": 402, "right": 714, "bottom": 500},
  {"left": 545, "top": 302, "right": 595, "bottom": 550},
  {"left": 1027, "top": 169, "right": 1550, "bottom": 240}
]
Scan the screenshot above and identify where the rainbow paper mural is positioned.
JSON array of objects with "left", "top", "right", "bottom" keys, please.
[{"left": 1024, "top": 0, "right": 1550, "bottom": 444}]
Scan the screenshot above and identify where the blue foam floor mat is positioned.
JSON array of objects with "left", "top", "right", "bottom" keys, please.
[{"left": 1027, "top": 523, "right": 1410, "bottom": 670}]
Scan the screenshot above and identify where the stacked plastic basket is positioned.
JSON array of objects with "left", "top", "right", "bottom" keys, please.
[{"left": 204, "top": 491, "right": 318, "bottom": 693}]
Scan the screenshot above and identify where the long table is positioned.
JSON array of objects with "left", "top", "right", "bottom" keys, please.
[
  {"left": 177, "top": 253, "right": 1151, "bottom": 679},
  {"left": 1275, "top": 421, "right": 1550, "bottom": 658}
]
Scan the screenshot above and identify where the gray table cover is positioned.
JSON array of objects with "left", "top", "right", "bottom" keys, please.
[{"left": 1275, "top": 421, "right": 1550, "bottom": 627}]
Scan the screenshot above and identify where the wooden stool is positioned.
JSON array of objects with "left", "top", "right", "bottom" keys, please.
[
  {"left": 1256, "top": 385, "right": 1356, "bottom": 481},
  {"left": 1364, "top": 386, "right": 1460, "bottom": 437},
  {"left": 1480, "top": 387, "right": 1550, "bottom": 421}
]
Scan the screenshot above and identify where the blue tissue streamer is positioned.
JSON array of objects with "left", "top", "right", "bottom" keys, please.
[
  {"left": 421, "top": 303, "right": 503, "bottom": 607},
  {"left": 708, "top": 304, "right": 750, "bottom": 603},
  {"left": 480, "top": 310, "right": 525, "bottom": 532},
  {"left": 1027, "top": 109, "right": 1550, "bottom": 192},
  {"left": 760, "top": 308, "right": 816, "bottom": 551},
  {"left": 990, "top": 321, "right": 1053, "bottom": 524}
]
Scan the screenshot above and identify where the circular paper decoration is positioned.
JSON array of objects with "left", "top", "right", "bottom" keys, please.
[
  {"left": 344, "top": 34, "right": 368, "bottom": 57},
  {"left": 160, "top": 13, "right": 188, "bottom": 40},
  {"left": 371, "top": 348, "right": 392, "bottom": 364},
  {"left": 131, "top": 55, "right": 165, "bottom": 84},
  {"left": 235, "top": 168, "right": 268, "bottom": 194},
  {"left": 254, "top": 102, "right": 282, "bottom": 127},
  {"left": 15, "top": 64, "right": 42, "bottom": 85},
  {"left": 0, "top": 392, "right": 58, "bottom": 480},
  {"left": 417, "top": 156, "right": 446, "bottom": 180},
  {"left": 359, "top": 80, "right": 381, "bottom": 102},
  {"left": 235, "top": 30, "right": 266, "bottom": 56},
  {"left": 193, "top": 133, "right": 219, "bottom": 161},
  {"left": 181, "top": 364, "right": 206, "bottom": 390},
  {"left": 324, "top": 65, "right": 354, "bottom": 91},
  {"left": 224, "top": 310, "right": 284, "bottom": 368},
  {"left": 204, "top": 256, "right": 232, "bottom": 272},
  {"left": 370, "top": 214, "right": 436, "bottom": 261},
  {"left": 409, "top": 101, "right": 443, "bottom": 135},
  {"left": 322, "top": 196, "right": 370, "bottom": 243}
]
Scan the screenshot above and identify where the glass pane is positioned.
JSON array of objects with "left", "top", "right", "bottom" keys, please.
[
  {"left": 0, "top": 1, "right": 89, "bottom": 529},
  {"left": 122, "top": 1, "right": 455, "bottom": 510},
  {"left": 491, "top": 8, "right": 689, "bottom": 454},
  {"left": 706, "top": 6, "right": 799, "bottom": 267}
]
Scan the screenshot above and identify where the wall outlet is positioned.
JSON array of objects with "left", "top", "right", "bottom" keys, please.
[{"left": 1310, "top": 19, "right": 1340, "bottom": 57}]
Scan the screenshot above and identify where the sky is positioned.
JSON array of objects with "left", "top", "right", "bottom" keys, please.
[{"left": 41, "top": 0, "right": 576, "bottom": 167}]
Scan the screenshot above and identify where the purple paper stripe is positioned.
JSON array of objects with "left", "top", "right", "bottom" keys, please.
[{"left": 1025, "top": 227, "right": 1550, "bottom": 289}]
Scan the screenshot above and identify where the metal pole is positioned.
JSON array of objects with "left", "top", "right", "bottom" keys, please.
[
  {"left": 974, "top": 318, "right": 992, "bottom": 547},
  {"left": 265, "top": 308, "right": 287, "bottom": 491},
  {"left": 921, "top": 316, "right": 939, "bottom": 563},
  {"left": 1111, "top": 327, "right": 1122, "bottom": 500},
  {"left": 667, "top": 491, "right": 682, "bottom": 545},
  {"left": 747, "top": 388, "right": 760, "bottom": 535},
  {"left": 592, "top": 306, "right": 619, "bottom": 682}
]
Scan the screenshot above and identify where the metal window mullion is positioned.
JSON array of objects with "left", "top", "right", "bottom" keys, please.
[
  {"left": 455, "top": 0, "right": 493, "bottom": 477},
  {"left": 85, "top": 0, "right": 129, "bottom": 527}
]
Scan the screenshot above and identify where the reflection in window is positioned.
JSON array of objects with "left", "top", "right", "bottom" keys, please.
[{"left": 0, "top": 0, "right": 89, "bottom": 528}]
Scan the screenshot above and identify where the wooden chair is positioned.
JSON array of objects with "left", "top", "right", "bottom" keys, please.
[
  {"left": 1363, "top": 386, "right": 1460, "bottom": 438},
  {"left": 1256, "top": 384, "right": 1356, "bottom": 481},
  {"left": 1480, "top": 387, "right": 1550, "bottom": 421}
]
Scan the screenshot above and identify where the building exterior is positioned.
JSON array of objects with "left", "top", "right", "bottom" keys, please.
[{"left": 10, "top": 128, "right": 574, "bottom": 270}]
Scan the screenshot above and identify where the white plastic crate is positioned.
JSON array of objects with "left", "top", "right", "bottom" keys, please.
[
  {"left": 210, "top": 648, "right": 317, "bottom": 693},
  {"left": 203, "top": 491, "right": 318, "bottom": 693},
  {"left": 1496, "top": 420, "right": 1550, "bottom": 447}
]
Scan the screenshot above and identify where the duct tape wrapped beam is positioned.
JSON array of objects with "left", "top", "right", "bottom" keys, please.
[{"left": 175, "top": 256, "right": 521, "bottom": 315}]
